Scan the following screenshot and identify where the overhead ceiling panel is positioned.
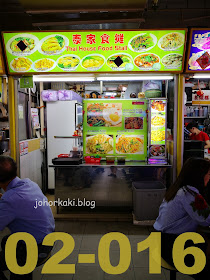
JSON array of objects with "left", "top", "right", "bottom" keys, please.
[{"left": 20, "top": 0, "right": 147, "bottom": 10}]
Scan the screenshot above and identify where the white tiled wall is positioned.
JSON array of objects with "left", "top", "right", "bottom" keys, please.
[{"left": 20, "top": 149, "right": 43, "bottom": 188}]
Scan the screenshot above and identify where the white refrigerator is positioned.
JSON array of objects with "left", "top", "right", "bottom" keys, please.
[{"left": 46, "top": 100, "right": 82, "bottom": 189}]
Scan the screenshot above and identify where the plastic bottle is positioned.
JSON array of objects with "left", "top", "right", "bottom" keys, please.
[
  {"left": 195, "top": 107, "right": 199, "bottom": 117},
  {"left": 199, "top": 107, "right": 204, "bottom": 117},
  {"left": 187, "top": 107, "right": 191, "bottom": 117},
  {"left": 184, "top": 105, "right": 187, "bottom": 117},
  {"left": 203, "top": 106, "right": 208, "bottom": 117},
  {"left": 190, "top": 106, "right": 194, "bottom": 117}
]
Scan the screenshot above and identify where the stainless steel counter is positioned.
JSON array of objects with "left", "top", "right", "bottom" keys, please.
[
  {"left": 50, "top": 163, "right": 171, "bottom": 215},
  {"left": 49, "top": 161, "right": 172, "bottom": 168}
]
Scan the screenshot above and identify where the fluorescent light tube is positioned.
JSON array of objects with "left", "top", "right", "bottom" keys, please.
[
  {"left": 193, "top": 74, "right": 210, "bottom": 79},
  {"left": 33, "top": 76, "right": 95, "bottom": 82},
  {"left": 97, "top": 75, "right": 174, "bottom": 81}
]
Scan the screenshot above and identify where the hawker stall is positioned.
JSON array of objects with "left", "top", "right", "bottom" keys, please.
[{"left": 1, "top": 29, "right": 187, "bottom": 219}]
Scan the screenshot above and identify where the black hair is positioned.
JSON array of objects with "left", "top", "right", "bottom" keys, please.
[
  {"left": 165, "top": 157, "right": 210, "bottom": 202},
  {"left": 186, "top": 121, "right": 198, "bottom": 131},
  {"left": 0, "top": 156, "right": 17, "bottom": 183}
]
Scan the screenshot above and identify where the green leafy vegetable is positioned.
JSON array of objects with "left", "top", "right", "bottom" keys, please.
[
  {"left": 16, "top": 37, "right": 25, "bottom": 41},
  {"left": 55, "top": 35, "right": 64, "bottom": 47},
  {"left": 131, "top": 34, "right": 154, "bottom": 51}
]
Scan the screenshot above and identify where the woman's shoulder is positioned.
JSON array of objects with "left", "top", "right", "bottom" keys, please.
[{"left": 177, "top": 185, "right": 199, "bottom": 199}]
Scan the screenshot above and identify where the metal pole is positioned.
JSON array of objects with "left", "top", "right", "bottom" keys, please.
[
  {"left": 173, "top": 75, "right": 178, "bottom": 182},
  {"left": 28, "top": 88, "right": 32, "bottom": 139},
  {"left": 39, "top": 82, "right": 45, "bottom": 137},
  {"left": 100, "top": 80, "right": 103, "bottom": 94}
]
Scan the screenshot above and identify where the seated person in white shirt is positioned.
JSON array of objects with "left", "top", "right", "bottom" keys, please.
[{"left": 154, "top": 157, "right": 210, "bottom": 279}]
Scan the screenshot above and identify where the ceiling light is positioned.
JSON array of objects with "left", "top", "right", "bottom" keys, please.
[
  {"left": 97, "top": 75, "right": 174, "bottom": 81},
  {"left": 33, "top": 76, "right": 95, "bottom": 82},
  {"left": 193, "top": 74, "right": 210, "bottom": 79}
]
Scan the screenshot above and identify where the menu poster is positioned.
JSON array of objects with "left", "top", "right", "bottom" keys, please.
[
  {"left": 2, "top": 30, "right": 186, "bottom": 74},
  {"left": 149, "top": 99, "right": 167, "bottom": 159},
  {"left": 83, "top": 99, "right": 148, "bottom": 160},
  {"left": 187, "top": 29, "right": 210, "bottom": 72}
]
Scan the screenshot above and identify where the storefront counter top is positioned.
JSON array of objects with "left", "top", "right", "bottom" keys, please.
[{"left": 49, "top": 161, "right": 172, "bottom": 168}]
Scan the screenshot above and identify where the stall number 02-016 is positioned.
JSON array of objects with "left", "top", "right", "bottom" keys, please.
[{"left": 5, "top": 232, "right": 207, "bottom": 275}]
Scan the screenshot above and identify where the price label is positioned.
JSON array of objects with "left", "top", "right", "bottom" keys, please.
[{"left": 4, "top": 232, "right": 206, "bottom": 275}]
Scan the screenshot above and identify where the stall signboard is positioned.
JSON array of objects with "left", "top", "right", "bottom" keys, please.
[
  {"left": 83, "top": 99, "right": 148, "bottom": 160},
  {"left": 148, "top": 98, "right": 167, "bottom": 159},
  {"left": 187, "top": 29, "right": 210, "bottom": 72},
  {"left": 2, "top": 30, "right": 186, "bottom": 74}
]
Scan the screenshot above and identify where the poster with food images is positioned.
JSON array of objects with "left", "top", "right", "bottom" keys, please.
[
  {"left": 2, "top": 30, "right": 186, "bottom": 74},
  {"left": 149, "top": 99, "right": 167, "bottom": 159},
  {"left": 150, "top": 99, "right": 166, "bottom": 145},
  {"left": 83, "top": 99, "right": 148, "bottom": 160},
  {"left": 187, "top": 29, "right": 210, "bottom": 72}
]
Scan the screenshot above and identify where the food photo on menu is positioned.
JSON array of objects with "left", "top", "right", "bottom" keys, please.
[
  {"left": 6, "top": 34, "right": 39, "bottom": 55},
  {"left": 125, "top": 117, "right": 143, "bottom": 129},
  {"left": 81, "top": 54, "right": 105, "bottom": 70},
  {"left": 87, "top": 103, "right": 122, "bottom": 127},
  {"left": 57, "top": 55, "right": 80, "bottom": 70},
  {"left": 158, "top": 32, "right": 184, "bottom": 51},
  {"left": 10, "top": 57, "right": 33, "bottom": 72},
  {"left": 149, "top": 145, "right": 165, "bottom": 157},
  {"left": 39, "top": 34, "right": 68, "bottom": 54},
  {"left": 86, "top": 134, "right": 114, "bottom": 154},
  {"left": 151, "top": 100, "right": 166, "bottom": 112},
  {"left": 106, "top": 53, "right": 133, "bottom": 70},
  {"left": 151, "top": 114, "right": 165, "bottom": 127},
  {"left": 116, "top": 135, "right": 144, "bottom": 154},
  {"left": 128, "top": 33, "right": 157, "bottom": 52},
  {"left": 151, "top": 129, "right": 165, "bottom": 143}
]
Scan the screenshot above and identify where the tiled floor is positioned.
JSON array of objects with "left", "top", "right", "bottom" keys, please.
[{"left": 0, "top": 221, "right": 193, "bottom": 280}]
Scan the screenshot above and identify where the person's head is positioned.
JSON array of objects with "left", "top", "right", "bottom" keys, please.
[
  {"left": 186, "top": 122, "right": 200, "bottom": 135},
  {"left": 0, "top": 156, "right": 17, "bottom": 189},
  {"left": 165, "top": 157, "right": 210, "bottom": 202}
]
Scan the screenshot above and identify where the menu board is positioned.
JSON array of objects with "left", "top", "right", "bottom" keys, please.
[
  {"left": 2, "top": 30, "right": 186, "bottom": 74},
  {"left": 83, "top": 99, "right": 148, "bottom": 160},
  {"left": 187, "top": 29, "right": 210, "bottom": 72},
  {"left": 149, "top": 99, "right": 167, "bottom": 159}
]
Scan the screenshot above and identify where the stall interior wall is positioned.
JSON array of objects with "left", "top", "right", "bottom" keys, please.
[
  {"left": 18, "top": 89, "right": 43, "bottom": 189},
  {"left": 18, "top": 91, "right": 28, "bottom": 141},
  {"left": 20, "top": 148, "right": 42, "bottom": 187}
]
